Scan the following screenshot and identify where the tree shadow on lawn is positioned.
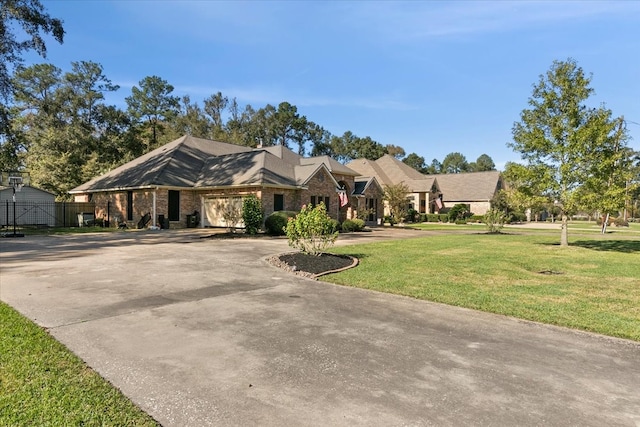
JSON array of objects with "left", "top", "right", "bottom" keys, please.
[{"left": 568, "top": 240, "right": 640, "bottom": 253}]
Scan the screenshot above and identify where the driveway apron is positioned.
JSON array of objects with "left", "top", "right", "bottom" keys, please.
[{"left": 1, "top": 230, "right": 639, "bottom": 426}]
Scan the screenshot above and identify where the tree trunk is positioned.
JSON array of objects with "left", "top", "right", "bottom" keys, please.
[{"left": 560, "top": 214, "right": 569, "bottom": 246}]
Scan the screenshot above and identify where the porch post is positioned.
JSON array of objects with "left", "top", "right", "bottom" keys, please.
[{"left": 152, "top": 189, "right": 157, "bottom": 227}]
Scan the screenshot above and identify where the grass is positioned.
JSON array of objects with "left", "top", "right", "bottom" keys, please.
[
  {"left": 324, "top": 231, "right": 640, "bottom": 341},
  {"left": 5, "top": 226, "right": 121, "bottom": 235},
  {"left": 409, "top": 221, "right": 640, "bottom": 234},
  {"left": 0, "top": 302, "right": 158, "bottom": 426}
]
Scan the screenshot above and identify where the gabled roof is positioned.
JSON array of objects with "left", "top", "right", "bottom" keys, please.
[
  {"left": 256, "top": 145, "right": 303, "bottom": 165},
  {"left": 425, "top": 170, "right": 502, "bottom": 201},
  {"left": 71, "top": 135, "right": 354, "bottom": 193},
  {"left": 300, "top": 156, "right": 360, "bottom": 176},
  {"left": 375, "top": 154, "right": 428, "bottom": 181},
  {"left": 71, "top": 135, "right": 251, "bottom": 192},
  {"left": 346, "top": 155, "right": 437, "bottom": 193},
  {"left": 345, "top": 158, "right": 392, "bottom": 185},
  {"left": 353, "top": 176, "right": 382, "bottom": 196},
  {"left": 196, "top": 151, "right": 297, "bottom": 188}
]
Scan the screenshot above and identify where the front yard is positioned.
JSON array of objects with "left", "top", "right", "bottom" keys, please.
[{"left": 323, "top": 231, "right": 640, "bottom": 341}]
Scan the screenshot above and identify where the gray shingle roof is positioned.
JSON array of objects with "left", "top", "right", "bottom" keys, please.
[
  {"left": 346, "top": 156, "right": 436, "bottom": 192},
  {"left": 300, "top": 156, "right": 360, "bottom": 176},
  {"left": 425, "top": 171, "right": 502, "bottom": 201},
  {"left": 71, "top": 135, "right": 252, "bottom": 192},
  {"left": 345, "top": 158, "right": 392, "bottom": 185},
  {"left": 71, "top": 135, "right": 356, "bottom": 193},
  {"left": 196, "top": 151, "right": 298, "bottom": 187}
]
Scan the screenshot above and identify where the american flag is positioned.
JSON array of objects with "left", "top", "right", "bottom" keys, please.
[
  {"left": 339, "top": 191, "right": 348, "bottom": 207},
  {"left": 435, "top": 197, "right": 443, "bottom": 210}
]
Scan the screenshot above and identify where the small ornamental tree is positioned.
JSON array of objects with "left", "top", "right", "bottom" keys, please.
[
  {"left": 383, "top": 182, "right": 410, "bottom": 225},
  {"left": 285, "top": 203, "right": 338, "bottom": 255},
  {"left": 242, "top": 195, "right": 263, "bottom": 234},
  {"left": 484, "top": 209, "right": 506, "bottom": 234}
]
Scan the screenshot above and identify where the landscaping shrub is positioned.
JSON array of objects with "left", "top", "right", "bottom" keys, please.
[
  {"left": 469, "top": 215, "right": 484, "bottom": 223},
  {"left": 418, "top": 213, "right": 427, "bottom": 223},
  {"left": 484, "top": 209, "right": 506, "bottom": 234},
  {"left": 447, "top": 204, "right": 473, "bottom": 222},
  {"left": 507, "top": 212, "right": 527, "bottom": 223},
  {"left": 406, "top": 208, "right": 417, "bottom": 223},
  {"left": 439, "top": 214, "right": 449, "bottom": 222},
  {"left": 242, "top": 195, "right": 263, "bottom": 234},
  {"left": 342, "top": 218, "right": 365, "bottom": 232},
  {"left": 384, "top": 215, "right": 396, "bottom": 226},
  {"left": 426, "top": 214, "right": 439, "bottom": 222},
  {"left": 614, "top": 217, "right": 629, "bottom": 227},
  {"left": 285, "top": 204, "right": 338, "bottom": 255},
  {"left": 265, "top": 211, "right": 298, "bottom": 235}
]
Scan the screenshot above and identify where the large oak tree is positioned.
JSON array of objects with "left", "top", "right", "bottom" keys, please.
[{"left": 508, "top": 59, "right": 631, "bottom": 246}]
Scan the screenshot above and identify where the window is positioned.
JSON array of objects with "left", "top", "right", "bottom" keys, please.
[
  {"left": 168, "top": 190, "right": 180, "bottom": 221},
  {"left": 274, "top": 194, "right": 284, "bottom": 211},
  {"left": 127, "top": 191, "right": 133, "bottom": 220},
  {"left": 311, "top": 196, "right": 329, "bottom": 208},
  {"left": 366, "top": 198, "right": 377, "bottom": 222}
]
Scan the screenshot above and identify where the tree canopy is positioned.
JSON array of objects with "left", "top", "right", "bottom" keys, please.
[{"left": 508, "top": 58, "right": 632, "bottom": 246}]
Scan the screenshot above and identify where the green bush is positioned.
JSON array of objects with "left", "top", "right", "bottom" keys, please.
[
  {"left": 342, "top": 218, "right": 365, "bottom": 232},
  {"left": 384, "top": 215, "right": 396, "bottom": 226},
  {"left": 265, "top": 211, "right": 298, "bottom": 236},
  {"left": 448, "top": 204, "right": 473, "bottom": 222},
  {"left": 406, "top": 208, "right": 417, "bottom": 223},
  {"left": 484, "top": 209, "right": 506, "bottom": 234},
  {"left": 469, "top": 215, "right": 484, "bottom": 223},
  {"left": 285, "top": 204, "right": 338, "bottom": 255},
  {"left": 439, "top": 214, "right": 449, "bottom": 223},
  {"left": 614, "top": 217, "right": 629, "bottom": 227},
  {"left": 242, "top": 195, "right": 263, "bottom": 234},
  {"left": 507, "top": 212, "right": 527, "bottom": 223},
  {"left": 418, "top": 213, "right": 427, "bottom": 223},
  {"left": 426, "top": 214, "right": 439, "bottom": 222}
]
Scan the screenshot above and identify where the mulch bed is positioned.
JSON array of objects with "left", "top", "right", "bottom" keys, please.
[
  {"left": 201, "top": 232, "right": 358, "bottom": 278},
  {"left": 267, "top": 252, "right": 357, "bottom": 278}
]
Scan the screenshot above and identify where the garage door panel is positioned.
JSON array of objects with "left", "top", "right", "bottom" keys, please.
[{"left": 204, "top": 197, "right": 244, "bottom": 228}]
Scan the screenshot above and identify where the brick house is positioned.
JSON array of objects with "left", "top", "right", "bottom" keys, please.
[
  {"left": 346, "top": 155, "right": 442, "bottom": 216},
  {"left": 346, "top": 155, "right": 504, "bottom": 217},
  {"left": 70, "top": 135, "right": 383, "bottom": 229},
  {"left": 424, "top": 170, "right": 505, "bottom": 216}
]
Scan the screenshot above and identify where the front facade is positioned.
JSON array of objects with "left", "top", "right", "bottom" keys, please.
[
  {"left": 71, "top": 136, "right": 382, "bottom": 229},
  {"left": 346, "top": 155, "right": 442, "bottom": 216},
  {"left": 425, "top": 171, "right": 504, "bottom": 216}
]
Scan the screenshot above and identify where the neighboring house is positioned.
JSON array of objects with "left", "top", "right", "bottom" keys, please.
[
  {"left": 70, "top": 135, "right": 383, "bottom": 229},
  {"left": 352, "top": 176, "right": 385, "bottom": 224},
  {"left": 346, "top": 155, "right": 441, "bottom": 216},
  {"left": 424, "top": 171, "right": 504, "bottom": 215},
  {"left": 0, "top": 184, "right": 56, "bottom": 227}
]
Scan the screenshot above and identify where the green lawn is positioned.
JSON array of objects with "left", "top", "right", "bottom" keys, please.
[
  {"left": 0, "top": 302, "right": 158, "bottom": 426},
  {"left": 324, "top": 231, "right": 640, "bottom": 341}
]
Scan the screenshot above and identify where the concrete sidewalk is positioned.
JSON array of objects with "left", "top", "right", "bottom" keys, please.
[{"left": 1, "top": 230, "right": 639, "bottom": 426}]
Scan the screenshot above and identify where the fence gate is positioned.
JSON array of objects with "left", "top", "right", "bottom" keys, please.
[{"left": 1, "top": 201, "right": 95, "bottom": 228}]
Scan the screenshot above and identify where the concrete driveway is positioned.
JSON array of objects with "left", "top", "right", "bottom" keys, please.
[{"left": 1, "top": 229, "right": 639, "bottom": 426}]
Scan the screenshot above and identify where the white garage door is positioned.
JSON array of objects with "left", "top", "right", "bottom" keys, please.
[{"left": 203, "top": 196, "right": 245, "bottom": 228}]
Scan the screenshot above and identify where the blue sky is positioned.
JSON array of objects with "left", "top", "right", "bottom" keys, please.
[{"left": 26, "top": 1, "right": 640, "bottom": 169}]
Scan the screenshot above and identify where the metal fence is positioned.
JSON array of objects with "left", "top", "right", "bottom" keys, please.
[{"left": 1, "top": 201, "right": 96, "bottom": 228}]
